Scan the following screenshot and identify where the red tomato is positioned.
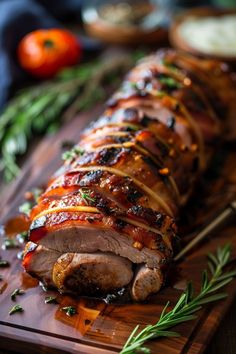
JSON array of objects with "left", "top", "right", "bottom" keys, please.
[{"left": 18, "top": 29, "right": 82, "bottom": 78}]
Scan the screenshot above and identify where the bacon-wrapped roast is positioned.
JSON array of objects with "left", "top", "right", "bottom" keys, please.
[{"left": 23, "top": 49, "right": 235, "bottom": 301}]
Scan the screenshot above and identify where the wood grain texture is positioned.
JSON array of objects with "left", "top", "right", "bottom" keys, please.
[{"left": 0, "top": 107, "right": 236, "bottom": 354}]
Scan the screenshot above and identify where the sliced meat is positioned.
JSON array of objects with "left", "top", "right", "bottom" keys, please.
[
  {"left": 52, "top": 252, "right": 133, "bottom": 295},
  {"left": 23, "top": 242, "right": 60, "bottom": 287},
  {"left": 22, "top": 48, "right": 235, "bottom": 301},
  {"left": 131, "top": 265, "right": 163, "bottom": 301}
]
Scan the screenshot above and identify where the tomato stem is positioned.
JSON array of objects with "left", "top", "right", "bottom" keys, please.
[{"left": 43, "top": 39, "right": 54, "bottom": 48}]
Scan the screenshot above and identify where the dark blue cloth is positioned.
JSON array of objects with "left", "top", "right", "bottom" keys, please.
[{"left": 0, "top": 0, "right": 84, "bottom": 109}]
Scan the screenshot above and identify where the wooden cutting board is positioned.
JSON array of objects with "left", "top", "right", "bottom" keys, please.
[{"left": 0, "top": 106, "right": 236, "bottom": 354}]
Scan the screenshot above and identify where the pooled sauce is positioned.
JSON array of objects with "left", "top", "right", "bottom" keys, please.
[
  {"left": 178, "top": 14, "right": 236, "bottom": 57},
  {"left": 55, "top": 296, "right": 105, "bottom": 336},
  {"left": 21, "top": 272, "right": 39, "bottom": 289},
  {"left": 4, "top": 214, "right": 30, "bottom": 237}
]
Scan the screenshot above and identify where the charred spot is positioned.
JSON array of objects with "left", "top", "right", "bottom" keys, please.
[
  {"left": 126, "top": 187, "right": 143, "bottom": 204},
  {"left": 167, "top": 116, "right": 176, "bottom": 130},
  {"left": 142, "top": 155, "right": 162, "bottom": 172},
  {"left": 77, "top": 152, "right": 95, "bottom": 166},
  {"left": 174, "top": 102, "right": 180, "bottom": 113},
  {"left": 97, "top": 147, "right": 123, "bottom": 165},
  {"left": 85, "top": 216, "right": 95, "bottom": 223},
  {"left": 140, "top": 114, "right": 152, "bottom": 127},
  {"left": 128, "top": 206, "right": 165, "bottom": 228},
  {"left": 115, "top": 219, "right": 127, "bottom": 230},
  {"left": 155, "top": 140, "right": 169, "bottom": 158},
  {"left": 114, "top": 136, "right": 130, "bottom": 144},
  {"left": 96, "top": 198, "right": 113, "bottom": 215},
  {"left": 79, "top": 170, "right": 103, "bottom": 186},
  {"left": 155, "top": 213, "right": 165, "bottom": 227}
]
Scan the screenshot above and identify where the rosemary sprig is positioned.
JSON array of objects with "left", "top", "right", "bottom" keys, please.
[
  {"left": 0, "top": 53, "right": 135, "bottom": 182},
  {"left": 120, "top": 244, "right": 236, "bottom": 354},
  {"left": 79, "top": 188, "right": 95, "bottom": 205}
]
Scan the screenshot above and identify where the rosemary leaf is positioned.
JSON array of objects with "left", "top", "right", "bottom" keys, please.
[
  {"left": 79, "top": 188, "right": 95, "bottom": 204},
  {"left": 9, "top": 304, "right": 24, "bottom": 315},
  {"left": 61, "top": 306, "right": 77, "bottom": 317},
  {"left": 120, "top": 244, "right": 236, "bottom": 354},
  {"left": 45, "top": 296, "right": 58, "bottom": 304},
  {"left": 11, "top": 288, "right": 25, "bottom": 301}
]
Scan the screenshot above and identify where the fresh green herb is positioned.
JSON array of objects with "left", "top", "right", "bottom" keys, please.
[
  {"left": 120, "top": 244, "right": 236, "bottom": 354},
  {"left": 11, "top": 288, "right": 25, "bottom": 301},
  {"left": 159, "top": 76, "right": 182, "bottom": 90},
  {"left": 62, "top": 146, "right": 84, "bottom": 162},
  {"left": 61, "top": 306, "right": 77, "bottom": 317},
  {"left": 19, "top": 201, "right": 32, "bottom": 216},
  {"left": 0, "top": 260, "right": 10, "bottom": 267},
  {"left": 79, "top": 188, "right": 95, "bottom": 204},
  {"left": 0, "top": 54, "right": 136, "bottom": 182},
  {"left": 9, "top": 304, "right": 24, "bottom": 315},
  {"left": 45, "top": 296, "right": 58, "bottom": 304},
  {"left": 2, "top": 238, "right": 19, "bottom": 250}
]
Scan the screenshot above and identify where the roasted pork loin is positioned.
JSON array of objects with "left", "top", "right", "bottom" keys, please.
[{"left": 23, "top": 49, "right": 235, "bottom": 301}]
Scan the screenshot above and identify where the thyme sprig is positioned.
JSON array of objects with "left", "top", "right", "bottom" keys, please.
[
  {"left": 62, "top": 146, "right": 84, "bottom": 163},
  {"left": 79, "top": 188, "right": 95, "bottom": 205},
  {"left": 120, "top": 244, "right": 236, "bottom": 354}
]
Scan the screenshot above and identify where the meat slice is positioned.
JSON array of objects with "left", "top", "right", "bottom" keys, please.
[
  {"left": 131, "top": 265, "right": 163, "bottom": 302},
  {"left": 53, "top": 252, "right": 133, "bottom": 295},
  {"left": 23, "top": 242, "right": 60, "bottom": 287}
]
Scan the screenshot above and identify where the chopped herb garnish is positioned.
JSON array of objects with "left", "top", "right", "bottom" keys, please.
[
  {"left": 61, "top": 306, "right": 77, "bottom": 317},
  {"left": 9, "top": 304, "right": 24, "bottom": 315},
  {"left": 62, "top": 146, "right": 84, "bottom": 162},
  {"left": 11, "top": 288, "right": 25, "bottom": 301},
  {"left": 159, "top": 76, "right": 182, "bottom": 89},
  {"left": 2, "top": 238, "right": 19, "bottom": 250},
  {"left": 79, "top": 188, "right": 95, "bottom": 204},
  {"left": 19, "top": 201, "right": 32, "bottom": 216},
  {"left": 0, "top": 260, "right": 10, "bottom": 267},
  {"left": 45, "top": 296, "right": 58, "bottom": 304}
]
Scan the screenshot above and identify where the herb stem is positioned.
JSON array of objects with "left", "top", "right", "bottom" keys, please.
[{"left": 120, "top": 244, "right": 236, "bottom": 354}]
